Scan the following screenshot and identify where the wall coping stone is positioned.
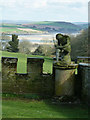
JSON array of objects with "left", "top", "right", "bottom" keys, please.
[
  {"left": 79, "top": 63, "right": 90, "bottom": 67},
  {"left": 2, "top": 57, "right": 18, "bottom": 59},
  {"left": 53, "top": 64, "right": 78, "bottom": 70},
  {"left": 27, "top": 57, "right": 44, "bottom": 63},
  {"left": 27, "top": 57, "right": 44, "bottom": 59},
  {"left": 77, "top": 56, "right": 90, "bottom": 59}
]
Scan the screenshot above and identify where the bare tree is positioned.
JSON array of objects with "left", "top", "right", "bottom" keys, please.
[{"left": 19, "top": 40, "right": 36, "bottom": 54}]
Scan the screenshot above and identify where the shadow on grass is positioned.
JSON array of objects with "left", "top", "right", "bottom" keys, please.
[
  {"left": 2, "top": 94, "right": 88, "bottom": 119},
  {"left": 44, "top": 99, "right": 88, "bottom": 118}
]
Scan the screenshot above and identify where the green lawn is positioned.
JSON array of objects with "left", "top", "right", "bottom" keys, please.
[
  {"left": 0, "top": 51, "right": 53, "bottom": 74},
  {"left": 2, "top": 98, "right": 88, "bottom": 118}
]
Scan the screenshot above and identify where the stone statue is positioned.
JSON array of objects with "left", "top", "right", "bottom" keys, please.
[{"left": 54, "top": 33, "right": 71, "bottom": 66}]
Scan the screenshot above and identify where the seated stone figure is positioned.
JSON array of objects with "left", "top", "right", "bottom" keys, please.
[{"left": 55, "top": 33, "right": 71, "bottom": 66}]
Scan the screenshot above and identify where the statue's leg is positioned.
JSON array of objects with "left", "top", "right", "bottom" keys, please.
[
  {"left": 62, "top": 53, "right": 71, "bottom": 65},
  {"left": 56, "top": 49, "right": 59, "bottom": 62},
  {"left": 60, "top": 49, "right": 71, "bottom": 65}
]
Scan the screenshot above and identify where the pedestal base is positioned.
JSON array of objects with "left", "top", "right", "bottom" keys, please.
[{"left": 53, "top": 64, "right": 78, "bottom": 96}]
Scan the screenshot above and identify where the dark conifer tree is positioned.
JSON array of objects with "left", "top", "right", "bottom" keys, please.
[{"left": 7, "top": 34, "right": 19, "bottom": 52}]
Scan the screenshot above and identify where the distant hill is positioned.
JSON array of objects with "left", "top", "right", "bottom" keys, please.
[
  {"left": 74, "top": 22, "right": 88, "bottom": 29},
  {"left": 78, "top": 24, "right": 88, "bottom": 29},
  {"left": 74, "top": 22, "right": 88, "bottom": 24},
  {"left": 22, "top": 21, "right": 88, "bottom": 33},
  {"left": 0, "top": 21, "right": 88, "bottom": 34}
]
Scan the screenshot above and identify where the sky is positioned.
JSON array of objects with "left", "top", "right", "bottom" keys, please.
[{"left": 0, "top": 0, "right": 89, "bottom": 22}]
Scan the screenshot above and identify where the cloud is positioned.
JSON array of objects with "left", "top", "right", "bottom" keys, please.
[
  {"left": 0, "top": 0, "right": 47, "bottom": 8},
  {"left": 0, "top": 0, "right": 88, "bottom": 11},
  {"left": 48, "top": 0, "right": 89, "bottom": 3},
  {"left": 0, "top": 0, "right": 88, "bottom": 22},
  {"left": 33, "top": 0, "right": 47, "bottom": 8}
]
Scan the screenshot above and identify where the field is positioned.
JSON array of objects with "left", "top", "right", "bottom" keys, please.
[
  {"left": 0, "top": 23, "right": 46, "bottom": 34},
  {"left": 0, "top": 51, "right": 53, "bottom": 74},
  {"left": 0, "top": 21, "right": 88, "bottom": 35},
  {"left": 0, "top": 27, "right": 44, "bottom": 34}
]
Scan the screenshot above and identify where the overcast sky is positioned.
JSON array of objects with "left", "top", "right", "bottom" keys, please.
[{"left": 0, "top": 0, "right": 89, "bottom": 22}]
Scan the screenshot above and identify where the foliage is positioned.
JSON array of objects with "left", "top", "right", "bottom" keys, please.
[
  {"left": 0, "top": 34, "right": 11, "bottom": 51},
  {"left": 0, "top": 42, "right": 1, "bottom": 50},
  {"left": 0, "top": 34, "right": 11, "bottom": 40},
  {"left": 19, "top": 40, "right": 34, "bottom": 54},
  {"left": 33, "top": 45, "right": 55, "bottom": 56},
  {"left": 6, "top": 34, "right": 19, "bottom": 52},
  {"left": 70, "top": 29, "right": 88, "bottom": 60},
  {"left": 33, "top": 45, "right": 45, "bottom": 55}
]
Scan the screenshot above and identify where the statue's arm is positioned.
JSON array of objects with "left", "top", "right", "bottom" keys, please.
[
  {"left": 62, "top": 40, "right": 71, "bottom": 48},
  {"left": 56, "top": 43, "right": 70, "bottom": 49},
  {"left": 63, "top": 41, "right": 71, "bottom": 52},
  {"left": 56, "top": 45, "right": 63, "bottom": 49}
]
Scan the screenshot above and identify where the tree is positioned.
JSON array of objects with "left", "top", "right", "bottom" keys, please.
[
  {"left": 70, "top": 29, "right": 88, "bottom": 60},
  {"left": 7, "top": 34, "right": 19, "bottom": 52},
  {"left": 33, "top": 45, "right": 45, "bottom": 55},
  {"left": 33, "top": 44, "right": 55, "bottom": 56},
  {"left": 19, "top": 40, "right": 34, "bottom": 54}
]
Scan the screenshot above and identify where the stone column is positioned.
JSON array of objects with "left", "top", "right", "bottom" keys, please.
[{"left": 53, "top": 64, "right": 78, "bottom": 96}]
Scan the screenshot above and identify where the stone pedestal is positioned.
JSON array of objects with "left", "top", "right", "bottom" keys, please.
[{"left": 53, "top": 64, "right": 78, "bottom": 96}]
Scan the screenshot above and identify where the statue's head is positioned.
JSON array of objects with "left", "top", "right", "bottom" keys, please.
[
  {"left": 56, "top": 33, "right": 63, "bottom": 41},
  {"left": 63, "top": 35, "right": 70, "bottom": 40},
  {"left": 56, "top": 33, "right": 70, "bottom": 45}
]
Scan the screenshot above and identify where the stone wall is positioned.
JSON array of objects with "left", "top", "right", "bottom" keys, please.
[
  {"left": 78, "top": 63, "right": 90, "bottom": 103},
  {"left": 2, "top": 57, "right": 90, "bottom": 101},
  {"left": 2, "top": 57, "right": 54, "bottom": 96}
]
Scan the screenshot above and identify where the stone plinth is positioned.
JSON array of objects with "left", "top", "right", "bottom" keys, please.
[{"left": 53, "top": 64, "right": 78, "bottom": 96}]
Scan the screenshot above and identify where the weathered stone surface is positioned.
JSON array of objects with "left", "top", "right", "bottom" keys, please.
[
  {"left": 27, "top": 57, "right": 44, "bottom": 76},
  {"left": 2, "top": 57, "right": 54, "bottom": 96},
  {"left": 55, "top": 33, "right": 71, "bottom": 65},
  {"left": 78, "top": 63, "right": 90, "bottom": 103},
  {"left": 53, "top": 64, "right": 78, "bottom": 96}
]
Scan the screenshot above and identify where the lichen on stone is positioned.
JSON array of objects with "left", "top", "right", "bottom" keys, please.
[{"left": 54, "top": 33, "right": 71, "bottom": 66}]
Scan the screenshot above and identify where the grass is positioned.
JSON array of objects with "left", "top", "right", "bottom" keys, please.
[
  {"left": 0, "top": 51, "right": 53, "bottom": 74},
  {"left": 0, "top": 27, "right": 23, "bottom": 33},
  {"left": 0, "top": 23, "right": 44, "bottom": 33},
  {"left": 0, "top": 23, "right": 27, "bottom": 29},
  {"left": 2, "top": 98, "right": 88, "bottom": 118}
]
